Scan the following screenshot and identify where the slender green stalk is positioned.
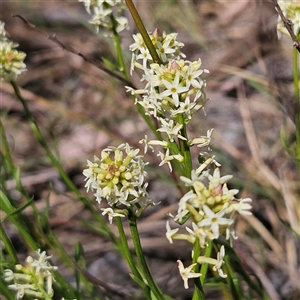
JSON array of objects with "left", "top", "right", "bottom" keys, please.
[
  {"left": 224, "top": 256, "right": 242, "bottom": 300},
  {"left": 110, "top": 14, "right": 130, "bottom": 81},
  {"left": 115, "top": 217, "right": 151, "bottom": 298},
  {"left": 0, "top": 120, "right": 36, "bottom": 209},
  {"left": 293, "top": 48, "right": 300, "bottom": 172},
  {"left": 0, "top": 223, "right": 18, "bottom": 263},
  {"left": 0, "top": 191, "right": 39, "bottom": 250},
  {"left": 177, "top": 115, "right": 193, "bottom": 178},
  {"left": 10, "top": 82, "right": 78, "bottom": 196},
  {"left": 115, "top": 216, "right": 141, "bottom": 278},
  {"left": 125, "top": 0, "right": 162, "bottom": 65},
  {"left": 192, "top": 241, "right": 206, "bottom": 300},
  {"left": 109, "top": 11, "right": 164, "bottom": 141},
  {"left": 128, "top": 210, "right": 165, "bottom": 300},
  {"left": 10, "top": 81, "right": 117, "bottom": 241},
  {"left": 200, "top": 241, "right": 213, "bottom": 285}
]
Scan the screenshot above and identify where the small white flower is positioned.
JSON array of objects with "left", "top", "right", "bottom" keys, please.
[
  {"left": 213, "top": 245, "right": 227, "bottom": 278},
  {"left": 157, "top": 118, "right": 186, "bottom": 142},
  {"left": 166, "top": 221, "right": 179, "bottom": 243},
  {"left": 136, "top": 47, "right": 152, "bottom": 70},
  {"left": 197, "top": 204, "right": 233, "bottom": 239},
  {"left": 4, "top": 269, "right": 14, "bottom": 282},
  {"left": 156, "top": 38, "right": 175, "bottom": 62},
  {"left": 197, "top": 245, "right": 227, "bottom": 278},
  {"left": 115, "top": 16, "right": 129, "bottom": 32},
  {"left": 159, "top": 73, "right": 189, "bottom": 107},
  {"left": 208, "top": 168, "right": 233, "bottom": 188},
  {"left": 157, "top": 148, "right": 176, "bottom": 172},
  {"left": 189, "top": 129, "right": 214, "bottom": 148},
  {"left": 30, "top": 250, "right": 58, "bottom": 273},
  {"left": 0, "top": 40, "right": 26, "bottom": 81},
  {"left": 101, "top": 208, "right": 125, "bottom": 224},
  {"left": 180, "top": 169, "right": 207, "bottom": 187},
  {"left": 231, "top": 198, "right": 252, "bottom": 215},
  {"left": 181, "top": 60, "right": 204, "bottom": 89},
  {"left": 226, "top": 226, "right": 238, "bottom": 243},
  {"left": 186, "top": 222, "right": 209, "bottom": 247},
  {"left": 170, "top": 96, "right": 197, "bottom": 120},
  {"left": 177, "top": 260, "right": 202, "bottom": 289}
]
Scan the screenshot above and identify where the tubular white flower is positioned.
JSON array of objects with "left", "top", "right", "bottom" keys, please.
[
  {"left": 101, "top": 207, "right": 126, "bottom": 224},
  {"left": 208, "top": 168, "right": 233, "bottom": 188},
  {"left": 197, "top": 204, "right": 233, "bottom": 239},
  {"left": 157, "top": 118, "right": 186, "bottom": 142},
  {"left": 186, "top": 222, "right": 209, "bottom": 247},
  {"left": 166, "top": 221, "right": 179, "bottom": 244},
  {"left": 197, "top": 245, "right": 227, "bottom": 278},
  {"left": 230, "top": 198, "right": 252, "bottom": 215},
  {"left": 30, "top": 250, "right": 58, "bottom": 273},
  {"left": 177, "top": 260, "right": 202, "bottom": 289},
  {"left": 188, "top": 129, "right": 214, "bottom": 148},
  {"left": 181, "top": 59, "right": 204, "bottom": 88},
  {"left": 159, "top": 73, "right": 189, "bottom": 107},
  {"left": 157, "top": 148, "right": 180, "bottom": 172}
]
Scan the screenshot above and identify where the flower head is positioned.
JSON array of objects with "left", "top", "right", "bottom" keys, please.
[
  {"left": 83, "top": 143, "right": 153, "bottom": 209},
  {"left": 0, "top": 21, "right": 26, "bottom": 82},
  {"left": 130, "top": 30, "right": 185, "bottom": 73},
  {"left": 174, "top": 167, "right": 251, "bottom": 244},
  {"left": 277, "top": 0, "right": 300, "bottom": 37},
  {"left": 79, "top": 0, "right": 128, "bottom": 33},
  {"left": 4, "top": 250, "right": 57, "bottom": 299}
]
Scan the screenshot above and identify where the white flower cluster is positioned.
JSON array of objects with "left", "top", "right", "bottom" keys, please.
[
  {"left": 129, "top": 29, "right": 185, "bottom": 73},
  {"left": 4, "top": 250, "right": 58, "bottom": 299},
  {"left": 83, "top": 143, "right": 154, "bottom": 222},
  {"left": 169, "top": 167, "right": 252, "bottom": 288},
  {"left": 167, "top": 167, "right": 251, "bottom": 287},
  {"left": 127, "top": 30, "right": 209, "bottom": 173},
  {"left": 78, "top": 0, "right": 129, "bottom": 33},
  {"left": 127, "top": 29, "right": 252, "bottom": 288},
  {"left": 0, "top": 21, "right": 26, "bottom": 82},
  {"left": 167, "top": 167, "right": 252, "bottom": 245},
  {"left": 277, "top": 0, "right": 300, "bottom": 37}
]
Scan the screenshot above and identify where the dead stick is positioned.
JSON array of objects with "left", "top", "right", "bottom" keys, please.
[
  {"left": 13, "top": 14, "right": 135, "bottom": 87},
  {"left": 270, "top": 0, "right": 300, "bottom": 52}
]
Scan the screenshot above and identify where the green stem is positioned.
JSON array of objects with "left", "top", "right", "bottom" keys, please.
[
  {"left": 115, "top": 217, "right": 141, "bottom": 278},
  {"left": 125, "top": 0, "right": 162, "bottom": 65},
  {"left": 0, "top": 191, "right": 39, "bottom": 250},
  {"left": 109, "top": 11, "right": 163, "bottom": 141},
  {"left": 0, "top": 223, "right": 18, "bottom": 263},
  {"left": 177, "top": 114, "right": 193, "bottom": 178},
  {"left": 200, "top": 241, "right": 213, "bottom": 285},
  {"left": 0, "top": 119, "right": 36, "bottom": 208},
  {"left": 10, "top": 81, "right": 116, "bottom": 238},
  {"left": 110, "top": 14, "right": 130, "bottom": 81},
  {"left": 293, "top": 48, "right": 300, "bottom": 173},
  {"left": 191, "top": 241, "right": 206, "bottom": 300},
  {"left": 224, "top": 255, "right": 242, "bottom": 300},
  {"left": 128, "top": 210, "right": 165, "bottom": 300}
]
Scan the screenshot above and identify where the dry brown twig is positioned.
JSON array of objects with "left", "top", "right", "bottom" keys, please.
[
  {"left": 13, "top": 14, "right": 135, "bottom": 88},
  {"left": 271, "top": 0, "right": 300, "bottom": 52}
]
